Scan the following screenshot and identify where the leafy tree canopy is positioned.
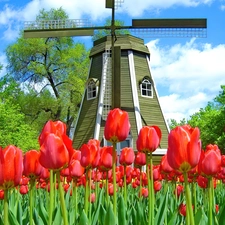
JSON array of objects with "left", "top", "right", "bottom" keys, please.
[
  {"left": 5, "top": 8, "right": 90, "bottom": 136},
  {"left": 0, "top": 78, "right": 39, "bottom": 151}
]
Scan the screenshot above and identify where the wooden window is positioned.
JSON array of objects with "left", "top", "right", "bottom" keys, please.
[
  {"left": 140, "top": 78, "right": 153, "bottom": 98},
  {"left": 87, "top": 80, "right": 98, "bottom": 100}
]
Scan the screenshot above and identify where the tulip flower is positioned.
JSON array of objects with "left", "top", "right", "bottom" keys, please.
[
  {"left": 39, "top": 120, "right": 72, "bottom": 225},
  {"left": 154, "top": 180, "right": 162, "bottom": 193},
  {"left": 179, "top": 203, "right": 187, "bottom": 217},
  {"left": 119, "top": 147, "right": 135, "bottom": 166},
  {"left": 23, "top": 150, "right": 43, "bottom": 179},
  {"left": 136, "top": 125, "right": 161, "bottom": 225},
  {"left": 0, "top": 145, "right": 23, "bottom": 225},
  {"left": 0, "top": 145, "right": 23, "bottom": 190},
  {"left": 198, "top": 144, "right": 221, "bottom": 225},
  {"left": 198, "top": 144, "right": 221, "bottom": 177},
  {"left": 98, "top": 146, "right": 113, "bottom": 171},
  {"left": 104, "top": 108, "right": 130, "bottom": 215},
  {"left": 167, "top": 125, "right": 201, "bottom": 173},
  {"left": 104, "top": 108, "right": 130, "bottom": 144},
  {"left": 39, "top": 120, "right": 67, "bottom": 145},
  {"left": 136, "top": 126, "right": 161, "bottom": 153},
  {"left": 39, "top": 133, "right": 70, "bottom": 170},
  {"left": 167, "top": 125, "right": 201, "bottom": 225},
  {"left": 0, "top": 190, "right": 4, "bottom": 200},
  {"left": 134, "top": 152, "right": 146, "bottom": 167},
  {"left": 80, "top": 139, "right": 100, "bottom": 169}
]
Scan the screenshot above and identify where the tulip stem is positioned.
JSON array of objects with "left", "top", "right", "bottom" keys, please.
[
  {"left": 4, "top": 189, "right": 9, "bottom": 225},
  {"left": 48, "top": 170, "right": 54, "bottom": 225},
  {"left": 139, "top": 167, "right": 143, "bottom": 200},
  {"left": 73, "top": 180, "right": 77, "bottom": 223},
  {"left": 123, "top": 165, "right": 127, "bottom": 206},
  {"left": 84, "top": 169, "right": 90, "bottom": 214},
  {"left": 208, "top": 177, "right": 213, "bottom": 225},
  {"left": 56, "top": 171, "right": 68, "bottom": 225},
  {"left": 29, "top": 179, "right": 35, "bottom": 225},
  {"left": 183, "top": 172, "right": 195, "bottom": 225},
  {"left": 88, "top": 168, "right": 92, "bottom": 222},
  {"left": 146, "top": 152, "right": 154, "bottom": 225},
  {"left": 112, "top": 142, "right": 117, "bottom": 216}
]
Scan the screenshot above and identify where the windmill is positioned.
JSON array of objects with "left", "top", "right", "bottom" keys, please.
[{"left": 24, "top": 0, "right": 207, "bottom": 162}]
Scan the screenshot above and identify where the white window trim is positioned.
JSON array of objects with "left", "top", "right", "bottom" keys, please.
[
  {"left": 87, "top": 81, "right": 98, "bottom": 100},
  {"left": 140, "top": 78, "right": 153, "bottom": 98}
]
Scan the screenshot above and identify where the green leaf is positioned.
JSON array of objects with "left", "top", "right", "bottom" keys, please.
[
  {"left": 53, "top": 204, "right": 62, "bottom": 225},
  {"left": 154, "top": 189, "right": 168, "bottom": 225},
  {"left": 33, "top": 208, "right": 44, "bottom": 225},
  {"left": 218, "top": 204, "right": 225, "bottom": 225},
  {"left": 104, "top": 202, "right": 117, "bottom": 225},
  {"left": 118, "top": 195, "right": 126, "bottom": 225},
  {"left": 168, "top": 210, "right": 178, "bottom": 225},
  {"left": 39, "top": 199, "right": 48, "bottom": 224},
  {"left": 79, "top": 210, "right": 89, "bottom": 225},
  {"left": 92, "top": 188, "right": 104, "bottom": 225},
  {"left": 8, "top": 210, "right": 20, "bottom": 225},
  {"left": 136, "top": 201, "right": 145, "bottom": 225},
  {"left": 16, "top": 199, "right": 23, "bottom": 225},
  {"left": 194, "top": 207, "right": 208, "bottom": 225}
]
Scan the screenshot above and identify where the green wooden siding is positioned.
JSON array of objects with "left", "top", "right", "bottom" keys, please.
[
  {"left": 73, "top": 54, "right": 102, "bottom": 149},
  {"left": 134, "top": 52, "right": 169, "bottom": 149}
]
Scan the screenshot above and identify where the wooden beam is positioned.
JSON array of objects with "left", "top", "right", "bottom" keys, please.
[
  {"left": 132, "top": 18, "right": 207, "bottom": 28},
  {"left": 24, "top": 29, "right": 94, "bottom": 38}
]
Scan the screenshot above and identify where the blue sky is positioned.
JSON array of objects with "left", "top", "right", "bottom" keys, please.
[{"left": 0, "top": 0, "right": 225, "bottom": 123}]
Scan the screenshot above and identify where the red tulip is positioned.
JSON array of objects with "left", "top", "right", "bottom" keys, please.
[
  {"left": 140, "top": 187, "right": 148, "bottom": 198},
  {"left": 179, "top": 203, "right": 187, "bottom": 216},
  {"left": 23, "top": 150, "right": 43, "bottom": 178},
  {"left": 167, "top": 125, "right": 201, "bottom": 173},
  {"left": 175, "top": 184, "right": 184, "bottom": 198},
  {"left": 160, "top": 154, "right": 173, "bottom": 174},
  {"left": 39, "top": 120, "right": 67, "bottom": 145},
  {"left": 221, "top": 155, "right": 225, "bottom": 167},
  {"left": 104, "top": 108, "right": 130, "bottom": 143},
  {"left": 20, "top": 185, "right": 29, "bottom": 195},
  {"left": 98, "top": 146, "right": 113, "bottom": 171},
  {"left": 69, "top": 151, "right": 85, "bottom": 179},
  {"left": 136, "top": 126, "right": 161, "bottom": 153},
  {"left": 119, "top": 147, "right": 135, "bottom": 166},
  {"left": 198, "top": 144, "right": 221, "bottom": 176},
  {"left": 39, "top": 133, "right": 70, "bottom": 170},
  {"left": 80, "top": 139, "right": 100, "bottom": 169},
  {"left": 0, "top": 145, "right": 23, "bottom": 190},
  {"left": 134, "top": 152, "right": 146, "bottom": 167},
  {"left": 197, "top": 175, "right": 208, "bottom": 189},
  {"left": 0, "top": 190, "right": 4, "bottom": 200},
  {"left": 89, "top": 193, "right": 96, "bottom": 203},
  {"left": 154, "top": 180, "right": 162, "bottom": 193}
]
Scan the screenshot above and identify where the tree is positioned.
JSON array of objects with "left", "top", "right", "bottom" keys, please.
[
  {"left": 0, "top": 78, "right": 39, "bottom": 151},
  {"left": 6, "top": 8, "right": 90, "bottom": 136},
  {"left": 175, "top": 86, "right": 225, "bottom": 153},
  {"left": 169, "top": 118, "right": 187, "bottom": 130}
]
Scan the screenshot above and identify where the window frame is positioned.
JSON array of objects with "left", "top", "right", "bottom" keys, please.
[
  {"left": 87, "top": 79, "right": 98, "bottom": 100},
  {"left": 140, "top": 78, "right": 153, "bottom": 98}
]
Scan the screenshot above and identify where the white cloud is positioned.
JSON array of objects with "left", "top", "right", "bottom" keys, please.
[
  {"left": 146, "top": 39, "right": 225, "bottom": 121},
  {"left": 120, "top": 0, "right": 213, "bottom": 16}
]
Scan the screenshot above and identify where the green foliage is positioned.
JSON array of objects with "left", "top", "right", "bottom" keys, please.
[
  {"left": 169, "top": 118, "right": 187, "bottom": 130},
  {"left": 0, "top": 99, "right": 39, "bottom": 151},
  {"left": 5, "top": 8, "right": 90, "bottom": 136}
]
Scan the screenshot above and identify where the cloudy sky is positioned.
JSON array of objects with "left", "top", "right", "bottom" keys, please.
[{"left": 0, "top": 0, "right": 225, "bottom": 122}]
